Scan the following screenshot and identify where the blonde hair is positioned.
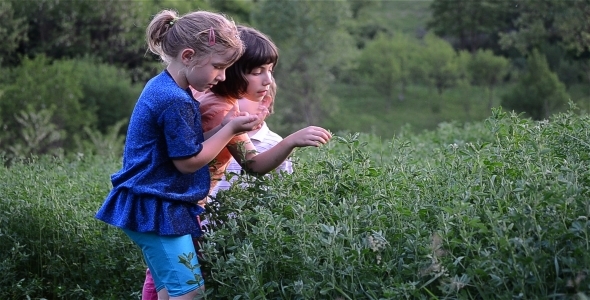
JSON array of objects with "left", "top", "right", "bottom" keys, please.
[
  {"left": 266, "top": 81, "right": 277, "bottom": 114},
  {"left": 146, "top": 10, "right": 243, "bottom": 66}
]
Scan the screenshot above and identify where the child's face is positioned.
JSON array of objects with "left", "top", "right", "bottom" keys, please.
[
  {"left": 243, "top": 63, "right": 274, "bottom": 102},
  {"left": 187, "top": 49, "right": 238, "bottom": 92}
]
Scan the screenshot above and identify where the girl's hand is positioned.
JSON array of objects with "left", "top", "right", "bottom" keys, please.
[
  {"left": 286, "top": 126, "right": 332, "bottom": 147},
  {"left": 221, "top": 105, "right": 240, "bottom": 127},
  {"left": 251, "top": 106, "right": 269, "bottom": 131},
  {"left": 256, "top": 105, "right": 269, "bottom": 120},
  {"left": 228, "top": 113, "right": 263, "bottom": 134}
]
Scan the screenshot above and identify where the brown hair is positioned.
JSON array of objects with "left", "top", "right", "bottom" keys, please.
[
  {"left": 210, "top": 26, "right": 279, "bottom": 99},
  {"left": 146, "top": 10, "right": 243, "bottom": 67}
]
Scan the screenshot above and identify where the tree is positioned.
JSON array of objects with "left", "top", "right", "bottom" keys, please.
[
  {"left": 428, "top": 0, "right": 518, "bottom": 53},
  {"left": 499, "top": 0, "right": 590, "bottom": 56},
  {"left": 8, "top": 0, "right": 213, "bottom": 82},
  {"left": 253, "top": 0, "right": 357, "bottom": 133},
  {"left": 0, "top": 1, "right": 28, "bottom": 66},
  {"left": 501, "top": 49, "right": 569, "bottom": 120},
  {"left": 388, "top": 32, "right": 423, "bottom": 103},
  {"left": 356, "top": 34, "right": 401, "bottom": 109},
  {"left": 345, "top": 0, "right": 387, "bottom": 49},
  {"left": 356, "top": 32, "right": 421, "bottom": 108},
  {"left": 468, "top": 49, "right": 510, "bottom": 110},
  {"left": 499, "top": 0, "right": 590, "bottom": 86},
  {"left": 209, "top": 0, "right": 253, "bottom": 24},
  {"left": 348, "top": 0, "right": 379, "bottom": 19},
  {"left": 414, "top": 34, "right": 464, "bottom": 113}
]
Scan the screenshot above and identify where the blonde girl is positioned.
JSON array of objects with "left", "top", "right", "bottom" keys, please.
[{"left": 95, "top": 10, "right": 263, "bottom": 300}]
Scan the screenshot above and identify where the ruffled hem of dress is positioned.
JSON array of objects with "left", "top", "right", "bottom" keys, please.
[{"left": 95, "top": 188, "right": 205, "bottom": 237}]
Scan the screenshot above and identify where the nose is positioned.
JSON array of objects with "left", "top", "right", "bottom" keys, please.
[
  {"left": 262, "top": 72, "right": 273, "bottom": 86},
  {"left": 215, "top": 70, "right": 226, "bottom": 82}
]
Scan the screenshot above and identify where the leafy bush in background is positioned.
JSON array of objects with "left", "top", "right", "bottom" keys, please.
[
  {"left": 0, "top": 56, "right": 140, "bottom": 155},
  {"left": 0, "top": 55, "right": 92, "bottom": 150},
  {"left": 502, "top": 49, "right": 570, "bottom": 120},
  {"left": 71, "top": 58, "right": 141, "bottom": 135},
  {"left": 1, "top": 108, "right": 65, "bottom": 164}
]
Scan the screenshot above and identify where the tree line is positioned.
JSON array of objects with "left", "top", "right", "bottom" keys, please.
[{"left": 0, "top": 0, "right": 588, "bottom": 161}]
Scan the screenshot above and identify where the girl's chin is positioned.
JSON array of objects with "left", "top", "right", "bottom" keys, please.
[
  {"left": 250, "top": 96, "right": 264, "bottom": 102},
  {"left": 194, "top": 83, "right": 213, "bottom": 91}
]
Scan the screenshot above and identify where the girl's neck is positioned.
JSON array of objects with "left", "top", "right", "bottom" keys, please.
[{"left": 166, "top": 64, "right": 188, "bottom": 89}]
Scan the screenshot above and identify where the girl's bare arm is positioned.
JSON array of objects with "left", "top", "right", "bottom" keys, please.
[
  {"left": 173, "top": 115, "right": 262, "bottom": 174},
  {"left": 228, "top": 126, "right": 332, "bottom": 175}
]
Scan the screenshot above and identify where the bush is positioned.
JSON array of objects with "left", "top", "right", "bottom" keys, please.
[
  {"left": 4, "top": 109, "right": 590, "bottom": 299},
  {"left": 201, "top": 108, "right": 590, "bottom": 299},
  {"left": 501, "top": 49, "right": 570, "bottom": 120},
  {"left": 0, "top": 55, "right": 91, "bottom": 150},
  {"left": 0, "top": 154, "right": 144, "bottom": 299},
  {"left": 0, "top": 56, "right": 141, "bottom": 154},
  {"left": 71, "top": 58, "right": 141, "bottom": 134}
]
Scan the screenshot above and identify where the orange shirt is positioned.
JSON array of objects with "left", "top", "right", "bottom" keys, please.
[{"left": 197, "top": 92, "right": 251, "bottom": 194}]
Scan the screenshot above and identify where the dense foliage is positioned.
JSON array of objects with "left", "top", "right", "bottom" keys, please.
[
  {"left": 3, "top": 109, "right": 590, "bottom": 299},
  {"left": 1, "top": 0, "right": 589, "bottom": 298},
  {"left": 0, "top": 154, "right": 143, "bottom": 299},
  {"left": 202, "top": 108, "right": 590, "bottom": 298},
  {"left": 1, "top": 0, "right": 589, "bottom": 158}
]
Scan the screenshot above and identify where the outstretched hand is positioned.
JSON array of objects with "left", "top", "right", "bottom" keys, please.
[{"left": 287, "top": 126, "right": 332, "bottom": 148}]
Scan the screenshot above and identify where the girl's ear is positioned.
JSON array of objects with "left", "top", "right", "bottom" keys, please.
[{"left": 180, "top": 48, "right": 195, "bottom": 65}]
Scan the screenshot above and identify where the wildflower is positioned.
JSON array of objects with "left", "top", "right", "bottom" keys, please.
[{"left": 367, "top": 232, "right": 388, "bottom": 264}]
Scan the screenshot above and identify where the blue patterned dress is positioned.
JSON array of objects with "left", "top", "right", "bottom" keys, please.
[{"left": 95, "top": 70, "right": 209, "bottom": 237}]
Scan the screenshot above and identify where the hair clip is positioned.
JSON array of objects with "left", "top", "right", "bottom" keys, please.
[
  {"left": 169, "top": 17, "right": 179, "bottom": 26},
  {"left": 208, "top": 27, "right": 216, "bottom": 46}
]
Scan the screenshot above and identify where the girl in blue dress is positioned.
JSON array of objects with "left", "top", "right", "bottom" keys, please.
[{"left": 95, "top": 9, "right": 262, "bottom": 300}]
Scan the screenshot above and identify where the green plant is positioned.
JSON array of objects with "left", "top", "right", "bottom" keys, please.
[
  {"left": 3, "top": 106, "right": 64, "bottom": 164},
  {"left": 5, "top": 108, "right": 590, "bottom": 299},
  {"left": 75, "top": 118, "right": 128, "bottom": 159},
  {"left": 0, "top": 154, "right": 143, "bottom": 299},
  {"left": 0, "top": 56, "right": 140, "bottom": 155},
  {"left": 501, "top": 49, "right": 570, "bottom": 120},
  {"left": 199, "top": 109, "right": 590, "bottom": 299}
]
